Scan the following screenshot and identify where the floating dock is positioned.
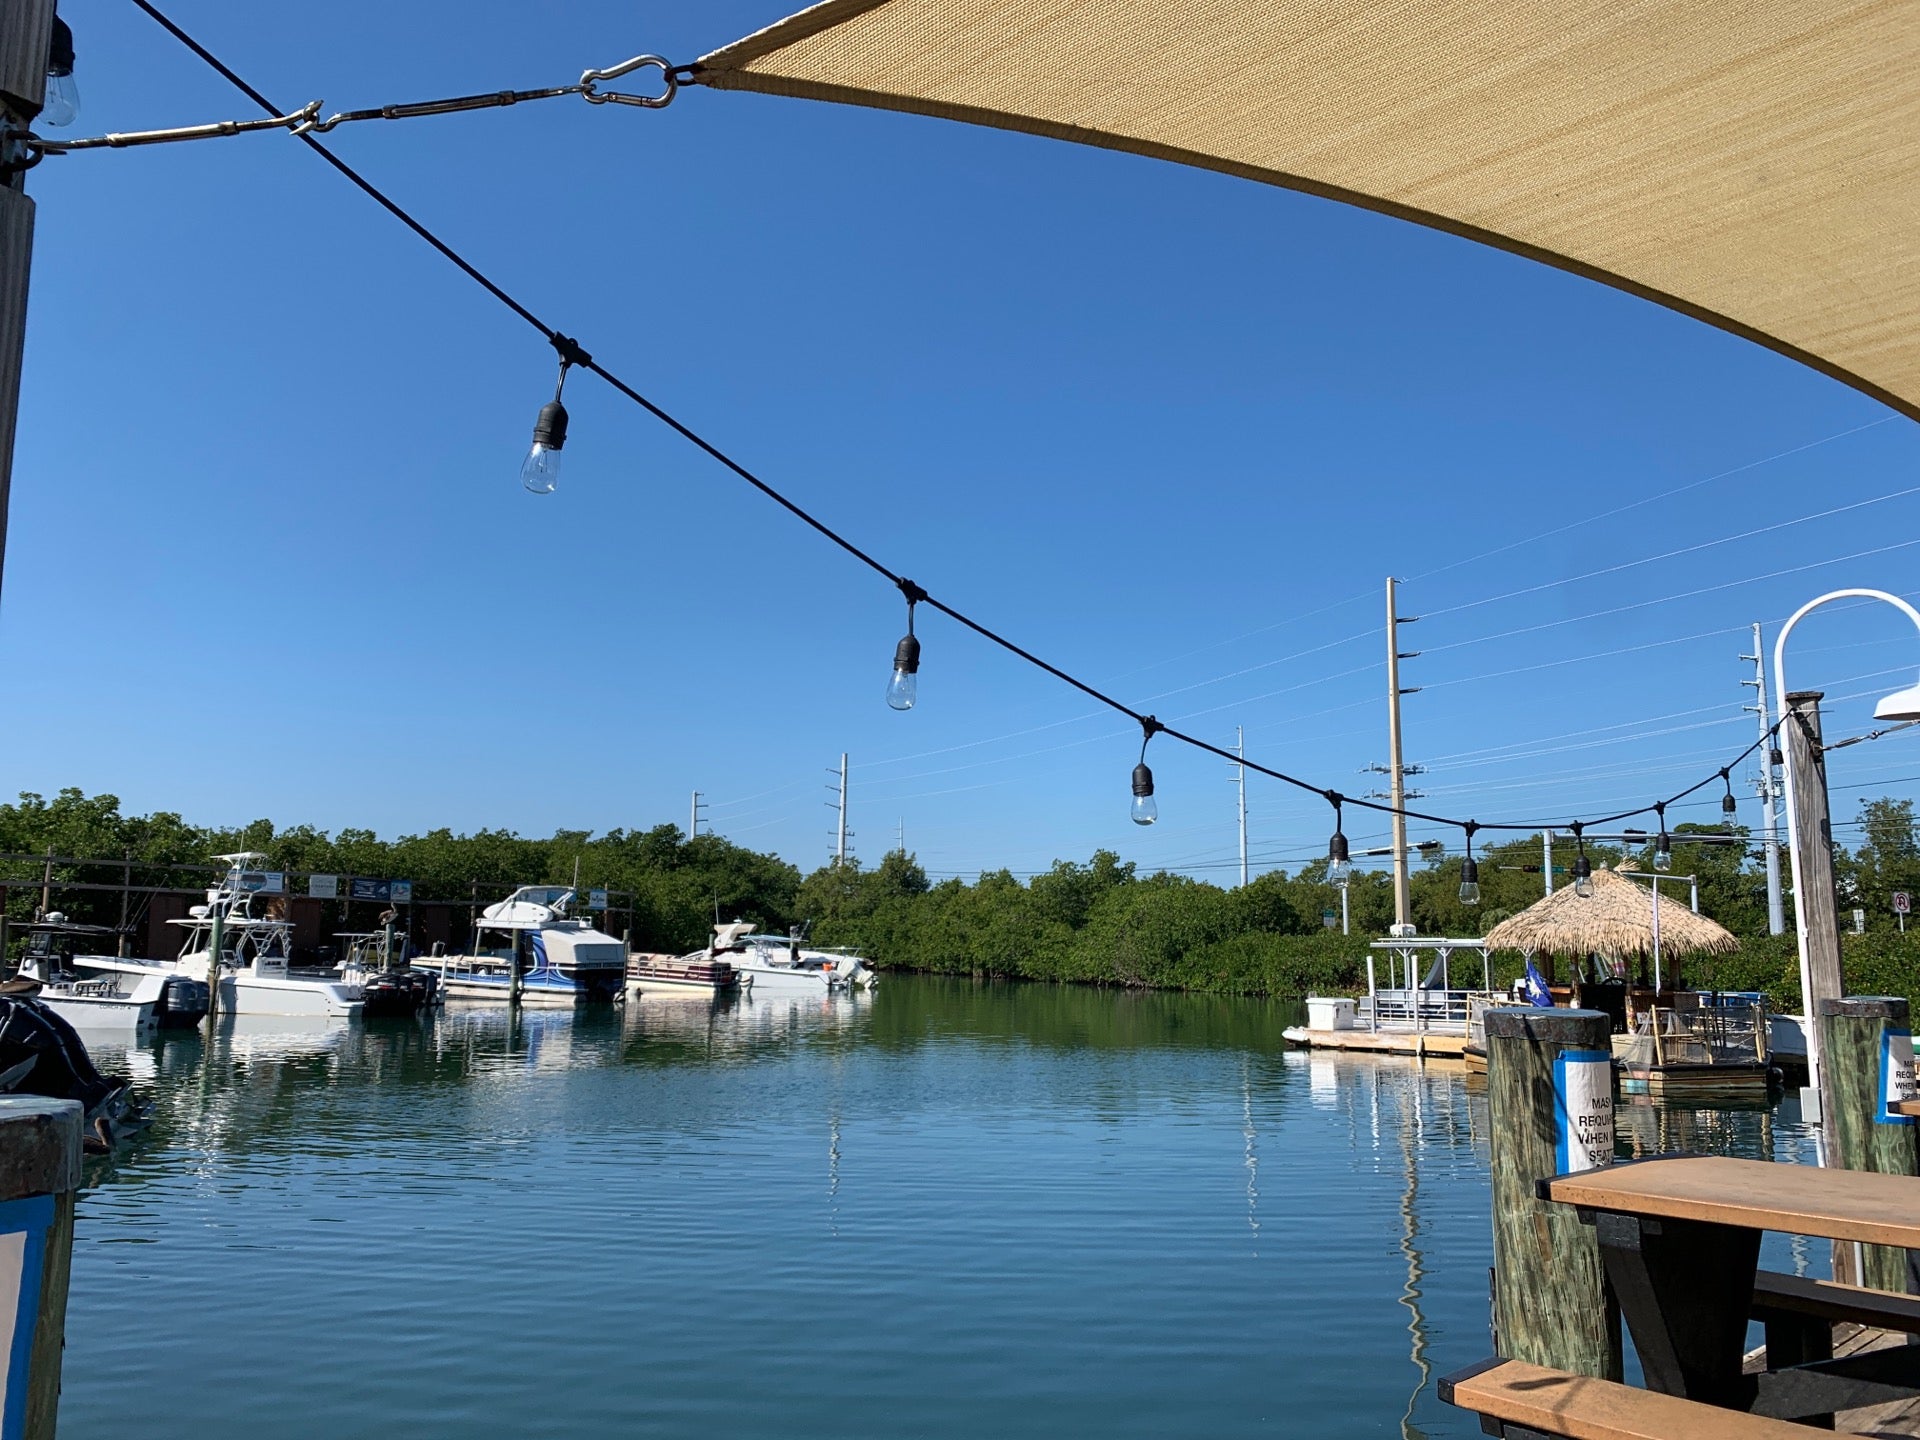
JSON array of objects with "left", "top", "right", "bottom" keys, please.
[{"left": 1281, "top": 1023, "right": 1470, "bottom": 1059}]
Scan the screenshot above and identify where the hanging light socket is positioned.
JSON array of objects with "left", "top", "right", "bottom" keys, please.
[
  {"left": 1458, "top": 822, "right": 1480, "bottom": 905},
  {"left": 1130, "top": 717, "right": 1162, "bottom": 826},
  {"left": 887, "top": 580, "right": 926, "bottom": 711},
  {"left": 1327, "top": 793, "right": 1352, "bottom": 885},
  {"left": 1570, "top": 822, "right": 1594, "bottom": 897}
]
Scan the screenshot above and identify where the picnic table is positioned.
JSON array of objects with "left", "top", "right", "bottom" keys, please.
[{"left": 1542, "top": 1155, "right": 1920, "bottom": 1422}]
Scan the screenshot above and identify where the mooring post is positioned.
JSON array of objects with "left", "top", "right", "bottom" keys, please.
[
  {"left": 0, "top": 1097, "right": 82, "bottom": 1440},
  {"left": 1484, "top": 1007, "right": 1621, "bottom": 1379},
  {"left": 202, "top": 909, "right": 225, "bottom": 1029},
  {"left": 1816, "top": 995, "right": 1917, "bottom": 1292}
]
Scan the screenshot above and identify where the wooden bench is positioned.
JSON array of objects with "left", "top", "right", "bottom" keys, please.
[
  {"left": 1750, "top": 1269, "right": 1920, "bottom": 1368},
  {"left": 1441, "top": 1357, "right": 1834, "bottom": 1438}
]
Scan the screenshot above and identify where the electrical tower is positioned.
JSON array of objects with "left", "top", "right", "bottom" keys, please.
[
  {"left": 1234, "top": 727, "right": 1248, "bottom": 888},
  {"left": 826, "top": 754, "right": 852, "bottom": 865},
  {"left": 1742, "top": 624, "right": 1787, "bottom": 934},
  {"left": 689, "top": 790, "right": 707, "bottom": 839},
  {"left": 1383, "top": 578, "right": 1422, "bottom": 936}
]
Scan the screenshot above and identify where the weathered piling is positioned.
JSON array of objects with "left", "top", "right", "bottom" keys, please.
[
  {"left": 201, "top": 908, "right": 226, "bottom": 1028},
  {"left": 1484, "top": 1007, "right": 1621, "bottom": 1379},
  {"left": 0, "top": 1097, "right": 82, "bottom": 1440},
  {"left": 1816, "top": 995, "right": 1917, "bottom": 1292}
]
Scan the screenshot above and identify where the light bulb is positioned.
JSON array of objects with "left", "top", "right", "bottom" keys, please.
[
  {"left": 1130, "top": 762, "right": 1157, "bottom": 826},
  {"left": 1328, "top": 823, "right": 1351, "bottom": 885},
  {"left": 1654, "top": 836, "right": 1672, "bottom": 872},
  {"left": 40, "top": 73, "right": 78, "bottom": 128},
  {"left": 886, "top": 633, "right": 920, "bottom": 711},
  {"left": 1571, "top": 853, "right": 1594, "bottom": 898},
  {"left": 520, "top": 399, "right": 567, "bottom": 494},
  {"left": 42, "top": 19, "right": 77, "bottom": 128},
  {"left": 1328, "top": 859, "right": 1352, "bottom": 886},
  {"left": 1458, "top": 856, "right": 1480, "bottom": 906}
]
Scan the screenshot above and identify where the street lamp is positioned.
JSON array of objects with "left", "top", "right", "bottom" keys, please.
[{"left": 1772, "top": 588, "right": 1920, "bottom": 1114}]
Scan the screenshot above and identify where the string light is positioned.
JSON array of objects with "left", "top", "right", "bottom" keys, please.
[
  {"left": 520, "top": 335, "right": 588, "bottom": 495},
  {"left": 1570, "top": 822, "right": 1594, "bottom": 898},
  {"left": 1326, "top": 794, "right": 1352, "bottom": 885},
  {"left": 886, "top": 580, "right": 926, "bottom": 712},
  {"left": 1653, "top": 803, "right": 1672, "bottom": 872},
  {"left": 1458, "top": 822, "right": 1480, "bottom": 905},
  {"left": 42, "top": 18, "right": 79, "bottom": 129},
  {"left": 1720, "top": 768, "right": 1738, "bottom": 829},
  {"left": 1130, "top": 718, "right": 1162, "bottom": 826},
  {"left": 130, "top": 1, "right": 1818, "bottom": 861}
]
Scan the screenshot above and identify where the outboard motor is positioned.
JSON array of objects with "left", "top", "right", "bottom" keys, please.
[
  {"left": 0, "top": 996, "right": 125, "bottom": 1117},
  {"left": 154, "top": 975, "right": 211, "bottom": 1028}
]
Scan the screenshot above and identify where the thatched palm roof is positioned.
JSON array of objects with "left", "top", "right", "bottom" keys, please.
[{"left": 1481, "top": 868, "right": 1738, "bottom": 960}]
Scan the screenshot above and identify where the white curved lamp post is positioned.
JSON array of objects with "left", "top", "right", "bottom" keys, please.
[{"left": 1772, "top": 588, "right": 1920, "bottom": 1107}]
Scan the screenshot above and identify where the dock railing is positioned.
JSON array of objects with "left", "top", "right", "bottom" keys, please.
[{"left": 1618, "top": 997, "right": 1769, "bottom": 1069}]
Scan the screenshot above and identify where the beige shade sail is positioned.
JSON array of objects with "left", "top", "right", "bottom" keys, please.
[
  {"left": 1481, "top": 867, "right": 1738, "bottom": 961},
  {"left": 692, "top": 0, "right": 1920, "bottom": 421}
]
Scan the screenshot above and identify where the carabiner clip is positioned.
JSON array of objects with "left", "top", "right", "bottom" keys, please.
[{"left": 579, "top": 55, "right": 676, "bottom": 110}]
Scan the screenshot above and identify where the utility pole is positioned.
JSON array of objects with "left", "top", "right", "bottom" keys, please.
[
  {"left": 826, "top": 753, "right": 850, "bottom": 865},
  {"left": 1542, "top": 829, "right": 1555, "bottom": 896},
  {"left": 688, "top": 790, "right": 706, "bottom": 839},
  {"left": 0, "top": 0, "right": 55, "bottom": 610},
  {"left": 1234, "top": 726, "right": 1248, "bottom": 889},
  {"left": 1783, "top": 690, "right": 1844, "bottom": 1116},
  {"left": 1742, "top": 624, "right": 1786, "bottom": 935},
  {"left": 1385, "top": 578, "right": 1420, "bottom": 936},
  {"left": 896, "top": 817, "right": 904, "bottom": 856}
]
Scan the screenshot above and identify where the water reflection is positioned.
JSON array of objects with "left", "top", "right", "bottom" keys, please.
[{"left": 57, "top": 979, "right": 1827, "bottom": 1440}]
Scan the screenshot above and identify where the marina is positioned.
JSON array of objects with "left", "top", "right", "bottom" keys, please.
[{"left": 50, "top": 977, "right": 1823, "bottom": 1440}]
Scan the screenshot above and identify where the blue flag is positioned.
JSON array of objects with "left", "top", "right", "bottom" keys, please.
[{"left": 1522, "top": 960, "right": 1553, "bottom": 1007}]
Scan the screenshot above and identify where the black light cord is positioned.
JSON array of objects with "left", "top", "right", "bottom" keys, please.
[{"left": 126, "top": 0, "right": 1799, "bottom": 849}]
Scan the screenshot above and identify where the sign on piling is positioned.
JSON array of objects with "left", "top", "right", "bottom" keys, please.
[
  {"left": 0, "top": 1097, "right": 82, "bottom": 1440},
  {"left": 1484, "top": 1007, "right": 1621, "bottom": 1380}
]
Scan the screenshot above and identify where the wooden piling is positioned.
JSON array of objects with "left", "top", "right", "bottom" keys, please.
[
  {"left": 1816, "top": 995, "right": 1918, "bottom": 1292},
  {"left": 202, "top": 909, "right": 225, "bottom": 1028},
  {"left": 1484, "top": 1007, "right": 1622, "bottom": 1380},
  {"left": 0, "top": 1097, "right": 82, "bottom": 1440}
]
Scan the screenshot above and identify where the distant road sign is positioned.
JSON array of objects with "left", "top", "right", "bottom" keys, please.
[
  {"left": 1897, "top": 892, "right": 1912, "bottom": 915},
  {"left": 1321, "top": 908, "right": 1337, "bottom": 929}
]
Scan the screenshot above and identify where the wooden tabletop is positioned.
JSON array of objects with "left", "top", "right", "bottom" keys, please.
[
  {"left": 1545, "top": 1156, "right": 1920, "bottom": 1248},
  {"left": 1893, "top": 1099, "right": 1920, "bottom": 1118}
]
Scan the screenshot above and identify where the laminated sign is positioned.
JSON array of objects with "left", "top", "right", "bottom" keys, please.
[
  {"left": 1553, "top": 1049, "right": 1615, "bottom": 1173},
  {"left": 0, "top": 1194, "right": 52, "bottom": 1440},
  {"left": 1881, "top": 1029, "right": 1916, "bottom": 1126}
]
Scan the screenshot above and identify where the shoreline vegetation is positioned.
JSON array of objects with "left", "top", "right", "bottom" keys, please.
[{"left": 8, "top": 788, "right": 1920, "bottom": 1008}]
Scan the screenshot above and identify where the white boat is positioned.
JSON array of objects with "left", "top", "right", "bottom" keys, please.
[
  {"left": 705, "top": 922, "right": 874, "bottom": 995},
  {"left": 13, "top": 918, "right": 210, "bottom": 1031},
  {"left": 410, "top": 886, "right": 626, "bottom": 1005},
  {"left": 77, "top": 853, "right": 364, "bottom": 1018}
]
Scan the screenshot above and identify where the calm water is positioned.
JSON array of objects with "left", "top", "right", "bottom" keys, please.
[{"left": 62, "top": 978, "right": 1818, "bottom": 1438}]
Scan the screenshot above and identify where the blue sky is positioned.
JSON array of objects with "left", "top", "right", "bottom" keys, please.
[{"left": 9, "top": 0, "right": 1920, "bottom": 880}]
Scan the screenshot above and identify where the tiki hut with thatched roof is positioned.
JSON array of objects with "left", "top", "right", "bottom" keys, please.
[{"left": 1482, "top": 867, "right": 1738, "bottom": 990}]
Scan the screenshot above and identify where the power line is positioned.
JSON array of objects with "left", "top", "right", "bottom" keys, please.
[{"left": 123, "top": 1, "right": 1820, "bottom": 845}]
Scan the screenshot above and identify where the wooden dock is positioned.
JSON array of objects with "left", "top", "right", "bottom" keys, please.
[{"left": 1281, "top": 1025, "right": 1469, "bottom": 1059}]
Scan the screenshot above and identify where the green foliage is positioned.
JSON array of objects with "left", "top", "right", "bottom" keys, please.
[
  {"left": 0, "top": 790, "right": 799, "bottom": 954},
  {"left": 16, "top": 785, "right": 1920, "bottom": 1007}
]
